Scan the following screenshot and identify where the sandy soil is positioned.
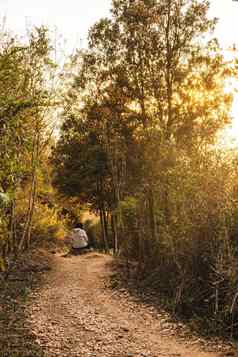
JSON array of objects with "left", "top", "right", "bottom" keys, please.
[{"left": 19, "top": 252, "right": 235, "bottom": 357}]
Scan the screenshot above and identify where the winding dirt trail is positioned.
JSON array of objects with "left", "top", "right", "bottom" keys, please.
[{"left": 25, "top": 252, "right": 229, "bottom": 357}]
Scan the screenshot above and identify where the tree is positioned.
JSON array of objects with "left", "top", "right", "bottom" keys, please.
[
  {"left": 0, "top": 26, "right": 56, "bottom": 265},
  {"left": 53, "top": 0, "right": 231, "bottom": 257}
]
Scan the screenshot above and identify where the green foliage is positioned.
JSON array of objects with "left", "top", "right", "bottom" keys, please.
[
  {"left": 51, "top": 0, "right": 238, "bottom": 336},
  {"left": 0, "top": 26, "right": 61, "bottom": 266},
  {"left": 31, "top": 203, "right": 67, "bottom": 244}
]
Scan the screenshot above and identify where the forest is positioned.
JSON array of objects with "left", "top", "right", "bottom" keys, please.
[{"left": 1, "top": 0, "right": 238, "bottom": 339}]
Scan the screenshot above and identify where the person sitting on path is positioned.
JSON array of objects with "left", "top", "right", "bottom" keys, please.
[{"left": 68, "top": 222, "right": 89, "bottom": 255}]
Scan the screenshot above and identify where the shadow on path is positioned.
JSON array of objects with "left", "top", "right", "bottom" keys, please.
[
  {"left": 105, "top": 259, "right": 235, "bottom": 355},
  {"left": 0, "top": 249, "right": 54, "bottom": 357}
]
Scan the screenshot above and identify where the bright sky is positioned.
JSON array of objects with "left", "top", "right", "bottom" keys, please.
[
  {"left": 209, "top": 0, "right": 238, "bottom": 49},
  {"left": 0, "top": 0, "right": 111, "bottom": 53},
  {"left": 209, "top": 0, "right": 238, "bottom": 146},
  {"left": 1, "top": 0, "right": 238, "bottom": 50},
  {"left": 1, "top": 0, "right": 238, "bottom": 71},
  {"left": 1, "top": 0, "right": 238, "bottom": 144},
  {"left": 0, "top": 0, "right": 237, "bottom": 62}
]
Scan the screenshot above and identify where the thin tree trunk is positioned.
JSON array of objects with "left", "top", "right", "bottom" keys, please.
[
  {"left": 111, "top": 213, "right": 118, "bottom": 254},
  {"left": 165, "top": 0, "right": 173, "bottom": 140},
  {"left": 9, "top": 199, "right": 16, "bottom": 254},
  {"left": 26, "top": 172, "right": 37, "bottom": 249},
  {"left": 99, "top": 208, "right": 105, "bottom": 248},
  {"left": 97, "top": 176, "right": 109, "bottom": 252},
  {"left": 18, "top": 124, "right": 40, "bottom": 251},
  {"left": 102, "top": 204, "right": 109, "bottom": 252},
  {"left": 99, "top": 206, "right": 109, "bottom": 252},
  {"left": 148, "top": 185, "right": 157, "bottom": 241},
  {"left": 26, "top": 126, "right": 40, "bottom": 249}
]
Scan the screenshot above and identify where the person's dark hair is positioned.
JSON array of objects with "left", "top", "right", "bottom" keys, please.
[{"left": 75, "top": 222, "right": 83, "bottom": 229}]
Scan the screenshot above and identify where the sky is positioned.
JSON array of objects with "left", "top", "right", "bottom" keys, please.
[
  {"left": 1, "top": 0, "right": 238, "bottom": 52},
  {"left": 209, "top": 0, "right": 238, "bottom": 49},
  {"left": 0, "top": 0, "right": 111, "bottom": 53}
]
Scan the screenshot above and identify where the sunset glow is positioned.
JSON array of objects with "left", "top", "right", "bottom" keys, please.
[{"left": 1, "top": 0, "right": 238, "bottom": 145}]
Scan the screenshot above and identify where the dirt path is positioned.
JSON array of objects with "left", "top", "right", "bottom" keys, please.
[{"left": 24, "top": 252, "right": 230, "bottom": 357}]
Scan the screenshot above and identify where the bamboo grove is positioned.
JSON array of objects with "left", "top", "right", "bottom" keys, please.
[{"left": 0, "top": 27, "right": 57, "bottom": 269}]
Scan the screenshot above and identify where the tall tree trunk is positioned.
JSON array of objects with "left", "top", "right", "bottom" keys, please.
[
  {"left": 165, "top": 0, "right": 173, "bottom": 141},
  {"left": 18, "top": 124, "right": 40, "bottom": 251},
  {"left": 9, "top": 199, "right": 16, "bottom": 255},
  {"left": 97, "top": 176, "right": 109, "bottom": 252},
  {"left": 148, "top": 185, "right": 157, "bottom": 241},
  {"left": 99, "top": 205, "right": 109, "bottom": 252},
  {"left": 102, "top": 203, "right": 109, "bottom": 252},
  {"left": 26, "top": 172, "right": 37, "bottom": 249},
  {"left": 99, "top": 207, "right": 105, "bottom": 248},
  {"left": 111, "top": 213, "right": 118, "bottom": 254}
]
